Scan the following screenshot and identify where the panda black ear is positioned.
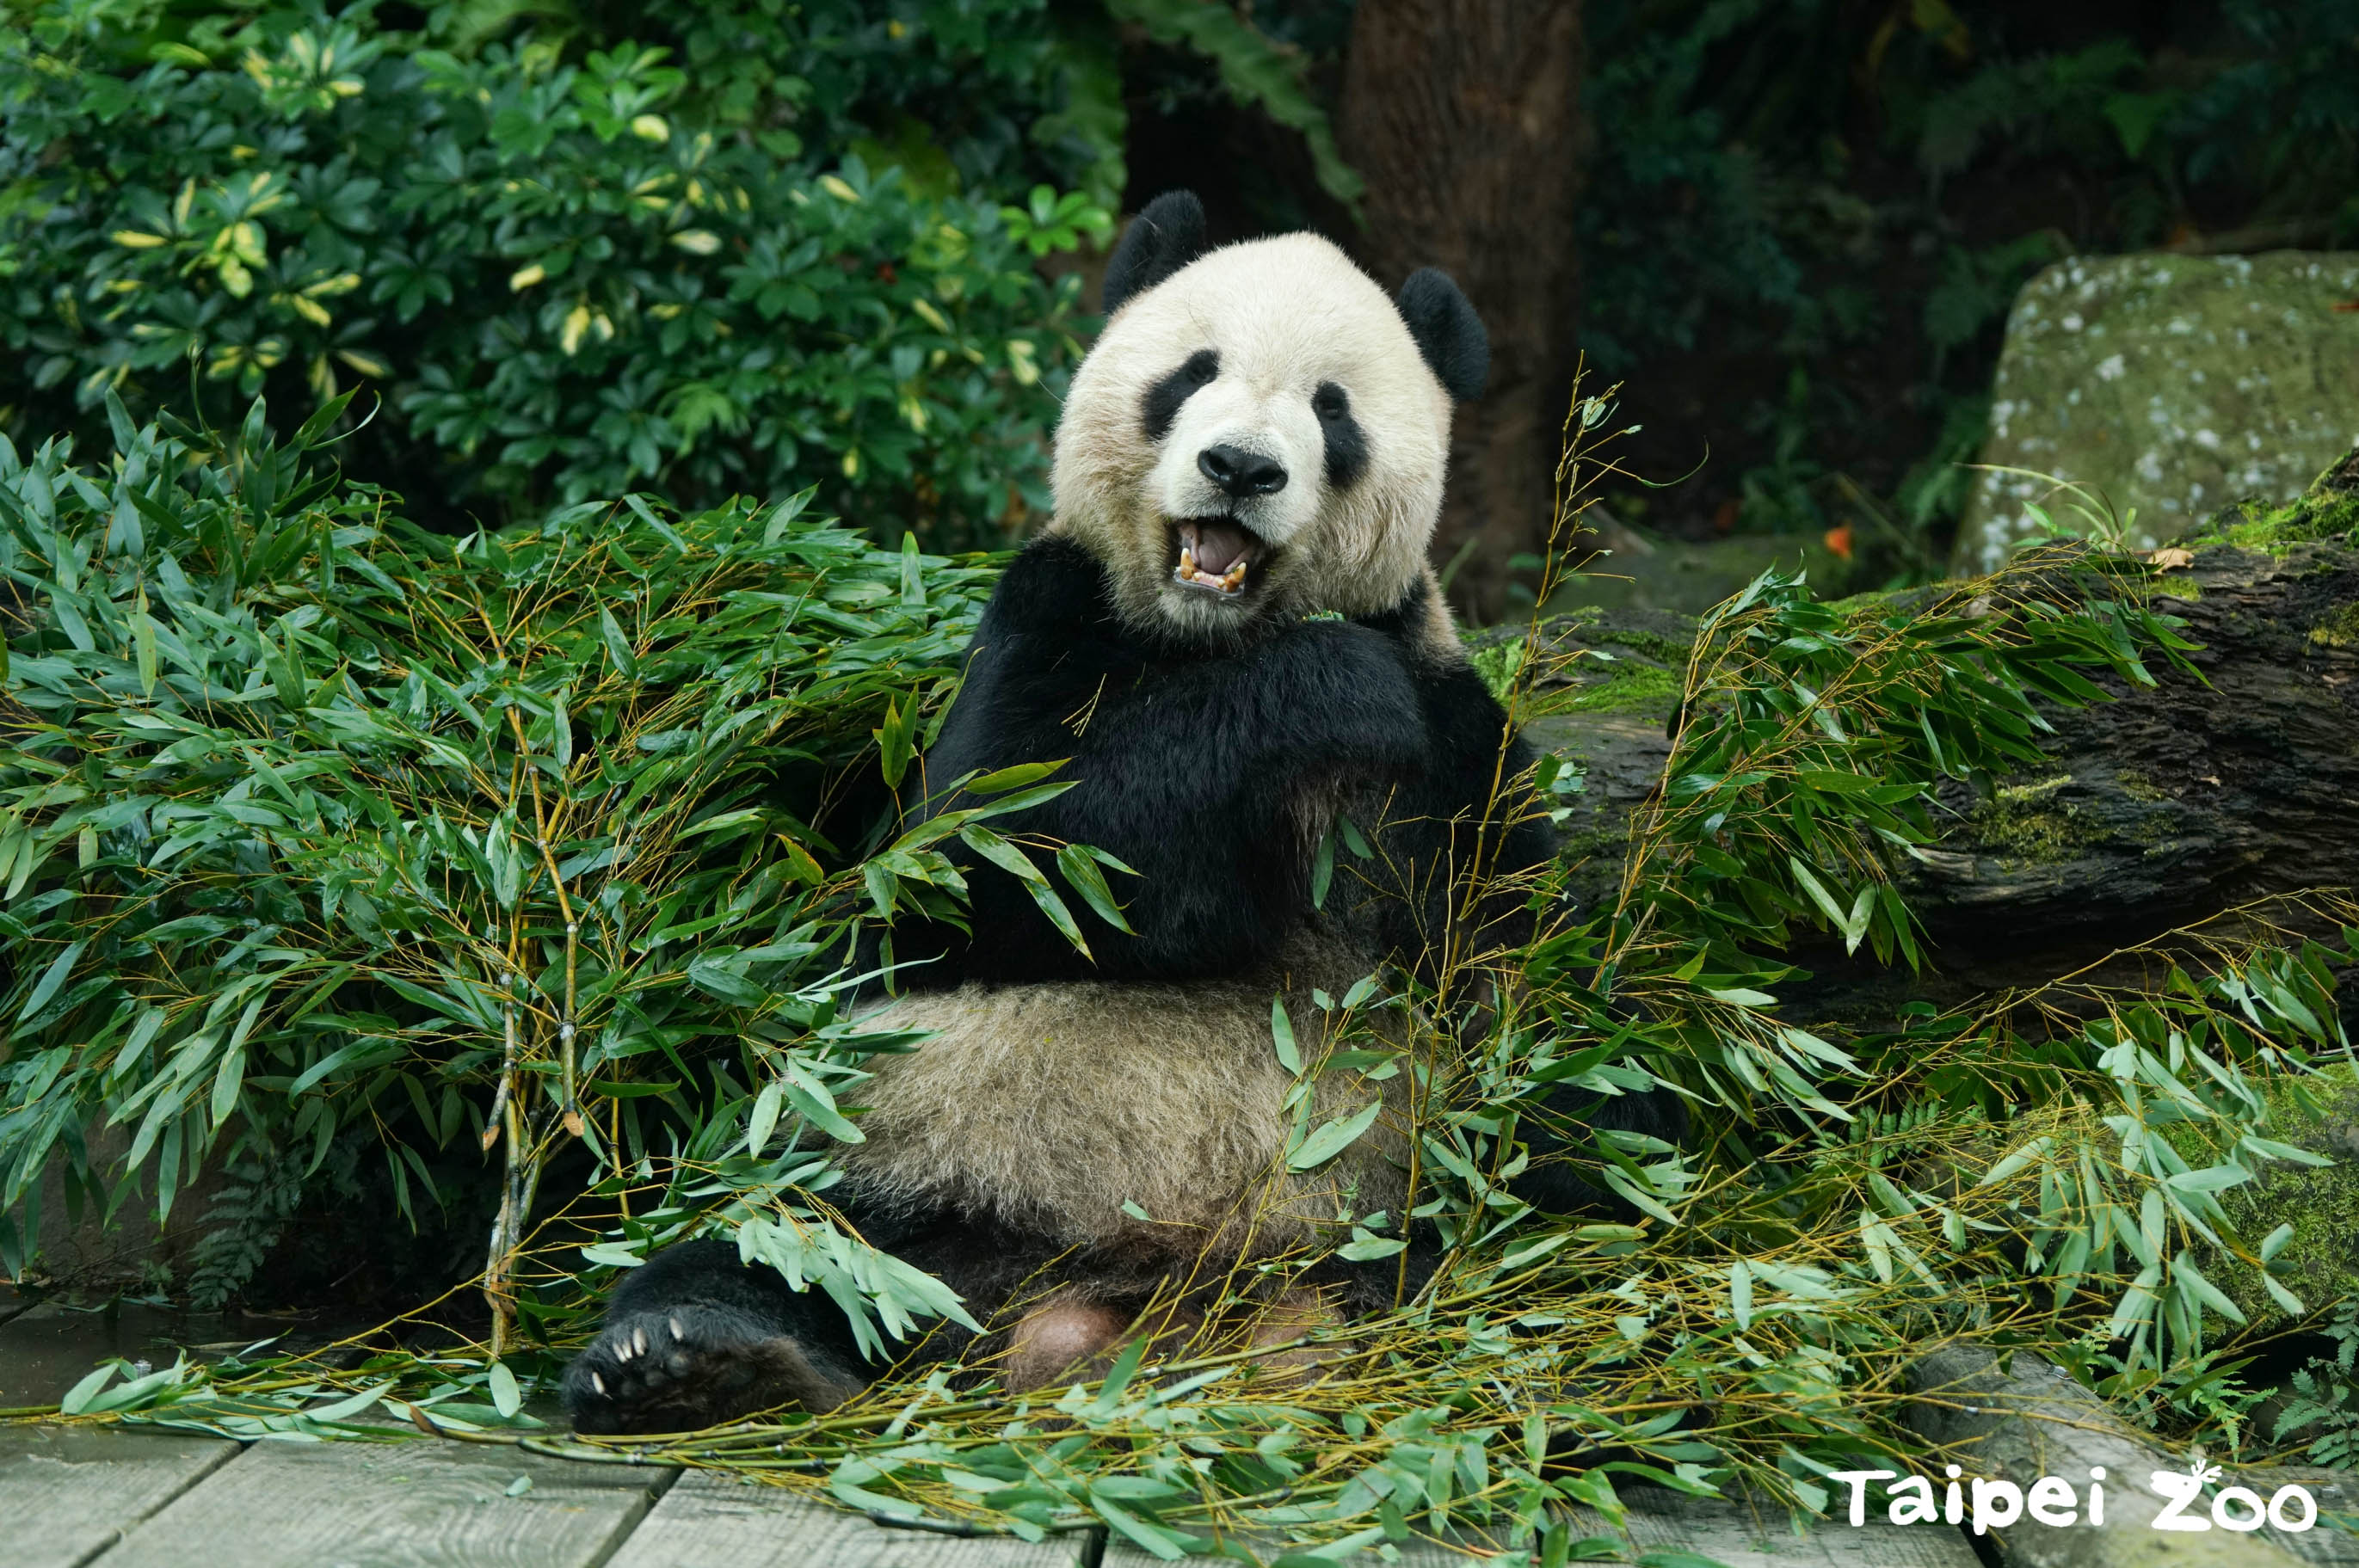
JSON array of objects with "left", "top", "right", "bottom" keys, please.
[
  {"left": 1395, "top": 268, "right": 1489, "bottom": 402},
  {"left": 1102, "top": 191, "right": 1209, "bottom": 316}
]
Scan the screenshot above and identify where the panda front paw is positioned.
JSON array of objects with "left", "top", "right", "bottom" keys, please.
[{"left": 562, "top": 1303, "right": 865, "bottom": 1436}]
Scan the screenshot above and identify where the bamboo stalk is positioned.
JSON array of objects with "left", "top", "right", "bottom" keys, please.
[{"left": 485, "top": 973, "right": 522, "bottom": 1356}]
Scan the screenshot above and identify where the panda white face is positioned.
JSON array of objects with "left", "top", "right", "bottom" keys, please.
[{"left": 1051, "top": 232, "right": 1460, "bottom": 645}]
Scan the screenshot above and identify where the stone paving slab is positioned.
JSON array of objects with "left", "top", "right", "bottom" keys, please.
[
  {"left": 3, "top": 1424, "right": 240, "bottom": 1568},
  {"left": 86, "top": 1430, "right": 674, "bottom": 1568},
  {"left": 606, "top": 1470, "right": 1075, "bottom": 1567}
]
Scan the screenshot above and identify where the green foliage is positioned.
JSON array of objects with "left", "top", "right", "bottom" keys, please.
[
  {"left": 1001, "top": 182, "right": 1118, "bottom": 257},
  {"left": 0, "top": 0, "right": 1372, "bottom": 546},
  {"left": 1621, "top": 552, "right": 2197, "bottom": 968},
  {"left": 556, "top": 0, "right": 1128, "bottom": 204},
  {"left": 0, "top": 0, "right": 1105, "bottom": 544},
  {"left": 0, "top": 391, "right": 1138, "bottom": 1344},
  {"left": 184, "top": 1151, "right": 305, "bottom": 1309},
  {"left": 6, "top": 407, "right": 2356, "bottom": 1550},
  {"left": 2277, "top": 1301, "right": 2359, "bottom": 1467},
  {"left": 1900, "top": 3, "right": 2359, "bottom": 229},
  {"left": 1921, "top": 232, "right": 2070, "bottom": 375},
  {"left": 1578, "top": 0, "right": 1820, "bottom": 372}
]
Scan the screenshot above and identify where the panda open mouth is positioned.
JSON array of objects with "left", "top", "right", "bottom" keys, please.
[{"left": 1170, "top": 519, "right": 1264, "bottom": 599}]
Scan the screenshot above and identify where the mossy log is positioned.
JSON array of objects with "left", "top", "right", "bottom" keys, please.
[{"left": 1528, "top": 450, "right": 2359, "bottom": 1019}]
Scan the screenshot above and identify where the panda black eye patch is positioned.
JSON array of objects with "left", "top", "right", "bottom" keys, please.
[
  {"left": 1142, "top": 349, "right": 1221, "bottom": 442},
  {"left": 1314, "top": 381, "right": 1368, "bottom": 489}
]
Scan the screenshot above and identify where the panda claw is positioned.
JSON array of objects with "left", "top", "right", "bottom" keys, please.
[
  {"left": 631, "top": 1324, "right": 650, "bottom": 1356},
  {"left": 590, "top": 1371, "right": 607, "bottom": 1396},
  {"left": 670, "top": 1316, "right": 685, "bottom": 1341}
]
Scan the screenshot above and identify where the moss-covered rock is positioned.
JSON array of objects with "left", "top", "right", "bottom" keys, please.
[
  {"left": 1548, "top": 526, "right": 1854, "bottom": 617},
  {"left": 2201, "top": 1066, "right": 2359, "bottom": 1327},
  {"left": 1956, "top": 252, "right": 2359, "bottom": 574},
  {"left": 1517, "top": 483, "right": 2356, "bottom": 1028},
  {"left": 1964, "top": 773, "right": 2093, "bottom": 865},
  {"left": 2185, "top": 448, "right": 2359, "bottom": 560},
  {"left": 1517, "top": 606, "right": 1697, "bottom": 718}
]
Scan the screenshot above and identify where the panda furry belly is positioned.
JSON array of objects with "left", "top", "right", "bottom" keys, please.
[{"left": 835, "top": 926, "right": 1414, "bottom": 1261}]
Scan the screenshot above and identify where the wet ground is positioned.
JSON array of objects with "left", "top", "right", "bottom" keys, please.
[{"left": 0, "top": 1286, "right": 319, "bottom": 1407}]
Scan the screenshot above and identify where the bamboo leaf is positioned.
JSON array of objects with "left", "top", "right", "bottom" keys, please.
[
  {"left": 598, "top": 607, "right": 638, "bottom": 678},
  {"left": 1309, "top": 823, "right": 1335, "bottom": 910},
  {"left": 1270, "top": 997, "right": 1302, "bottom": 1075},
  {"left": 486, "top": 1361, "right": 522, "bottom": 1418},
  {"left": 15, "top": 942, "right": 84, "bottom": 1025},
  {"left": 1054, "top": 843, "right": 1135, "bottom": 934},
  {"left": 1787, "top": 857, "right": 1850, "bottom": 934},
  {"left": 1287, "top": 1101, "right": 1383, "bottom": 1171},
  {"left": 746, "top": 1080, "right": 785, "bottom": 1155},
  {"left": 874, "top": 698, "right": 915, "bottom": 789}
]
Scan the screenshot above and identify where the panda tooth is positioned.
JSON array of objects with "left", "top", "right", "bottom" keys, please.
[
  {"left": 1222, "top": 560, "right": 1247, "bottom": 588},
  {"left": 1178, "top": 546, "right": 1196, "bottom": 578}
]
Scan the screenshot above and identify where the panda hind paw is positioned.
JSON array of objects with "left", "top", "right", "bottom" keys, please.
[{"left": 561, "top": 1304, "right": 863, "bottom": 1436}]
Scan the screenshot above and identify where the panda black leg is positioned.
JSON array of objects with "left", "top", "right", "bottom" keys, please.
[
  {"left": 1308, "top": 1224, "right": 1445, "bottom": 1316},
  {"left": 564, "top": 1208, "right": 1080, "bottom": 1434},
  {"left": 1508, "top": 1083, "right": 1691, "bottom": 1219},
  {"left": 563, "top": 1237, "right": 871, "bottom": 1435}
]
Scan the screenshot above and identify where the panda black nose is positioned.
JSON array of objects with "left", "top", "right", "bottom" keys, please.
[{"left": 1198, "top": 444, "right": 1288, "bottom": 497}]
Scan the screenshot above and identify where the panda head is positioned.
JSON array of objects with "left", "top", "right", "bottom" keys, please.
[{"left": 1050, "top": 191, "right": 1487, "bottom": 645}]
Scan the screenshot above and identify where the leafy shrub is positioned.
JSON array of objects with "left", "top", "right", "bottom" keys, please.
[
  {"left": 0, "top": 0, "right": 1104, "bottom": 544},
  {"left": 555, "top": 0, "right": 1130, "bottom": 206},
  {"left": 0, "top": 391, "right": 1130, "bottom": 1337},
  {"left": 2277, "top": 1301, "right": 2359, "bottom": 1467}
]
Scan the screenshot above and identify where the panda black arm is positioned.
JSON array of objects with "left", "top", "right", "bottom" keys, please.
[
  {"left": 1346, "top": 588, "right": 1558, "bottom": 968},
  {"left": 890, "top": 537, "right": 1431, "bottom": 984},
  {"left": 1414, "top": 660, "right": 1560, "bottom": 944},
  {"left": 1337, "top": 594, "right": 1692, "bottom": 1220}
]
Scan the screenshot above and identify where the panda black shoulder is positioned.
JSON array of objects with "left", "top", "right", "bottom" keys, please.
[
  {"left": 1353, "top": 571, "right": 1465, "bottom": 671},
  {"left": 982, "top": 533, "right": 1118, "bottom": 632}
]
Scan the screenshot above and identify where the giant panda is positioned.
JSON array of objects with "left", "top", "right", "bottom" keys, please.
[{"left": 563, "top": 193, "right": 1651, "bottom": 1436}]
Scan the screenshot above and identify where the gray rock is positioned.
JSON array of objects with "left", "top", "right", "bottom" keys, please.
[
  {"left": 1905, "top": 1344, "right": 2322, "bottom": 1566},
  {"left": 1956, "top": 252, "right": 2359, "bottom": 575}
]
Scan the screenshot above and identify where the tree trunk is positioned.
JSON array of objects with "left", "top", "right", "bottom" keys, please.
[
  {"left": 1524, "top": 464, "right": 2359, "bottom": 1024},
  {"left": 1340, "top": 0, "right": 1586, "bottom": 623}
]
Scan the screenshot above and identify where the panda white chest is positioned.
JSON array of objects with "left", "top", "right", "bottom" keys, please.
[{"left": 835, "top": 929, "right": 1413, "bottom": 1255}]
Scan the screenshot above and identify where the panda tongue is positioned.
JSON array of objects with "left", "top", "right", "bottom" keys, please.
[{"left": 1188, "top": 520, "right": 1251, "bottom": 576}]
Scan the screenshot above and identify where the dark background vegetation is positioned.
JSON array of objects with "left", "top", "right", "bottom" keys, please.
[
  {"left": 1161, "top": 0, "right": 2359, "bottom": 600},
  {"left": 7, "top": 0, "right": 2356, "bottom": 612}
]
